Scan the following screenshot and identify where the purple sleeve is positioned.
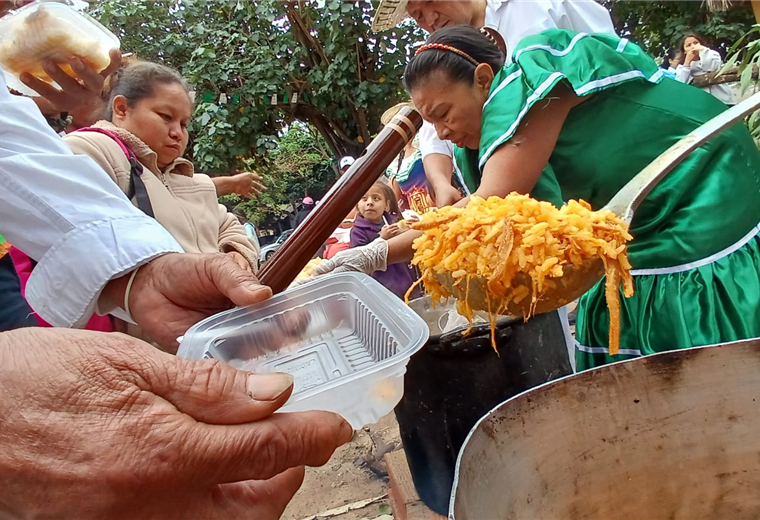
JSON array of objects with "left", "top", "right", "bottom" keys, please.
[{"left": 350, "top": 226, "right": 367, "bottom": 247}]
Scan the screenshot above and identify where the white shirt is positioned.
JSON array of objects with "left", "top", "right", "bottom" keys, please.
[
  {"left": 0, "top": 69, "right": 182, "bottom": 327},
  {"left": 675, "top": 47, "right": 737, "bottom": 106},
  {"left": 419, "top": 0, "right": 616, "bottom": 191}
]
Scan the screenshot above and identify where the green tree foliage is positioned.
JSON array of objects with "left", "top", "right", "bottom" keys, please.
[
  {"left": 92, "top": 0, "right": 423, "bottom": 174},
  {"left": 601, "top": 1, "right": 754, "bottom": 58},
  {"left": 223, "top": 123, "right": 337, "bottom": 230}
]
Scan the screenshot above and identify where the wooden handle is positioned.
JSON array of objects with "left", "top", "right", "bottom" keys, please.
[{"left": 258, "top": 106, "right": 424, "bottom": 293}]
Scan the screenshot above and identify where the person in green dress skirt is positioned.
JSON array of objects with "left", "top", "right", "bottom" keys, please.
[{"left": 314, "top": 25, "right": 760, "bottom": 371}]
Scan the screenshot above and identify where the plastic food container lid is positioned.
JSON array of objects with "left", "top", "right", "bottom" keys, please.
[
  {"left": 178, "top": 272, "right": 430, "bottom": 429},
  {"left": 0, "top": 1, "right": 120, "bottom": 95}
]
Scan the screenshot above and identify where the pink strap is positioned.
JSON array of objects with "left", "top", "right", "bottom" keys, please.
[{"left": 74, "top": 126, "right": 135, "bottom": 160}]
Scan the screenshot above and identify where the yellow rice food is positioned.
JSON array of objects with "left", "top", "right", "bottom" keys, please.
[
  {"left": 0, "top": 6, "right": 111, "bottom": 83},
  {"left": 406, "top": 194, "right": 634, "bottom": 355},
  {"left": 295, "top": 258, "right": 325, "bottom": 281}
]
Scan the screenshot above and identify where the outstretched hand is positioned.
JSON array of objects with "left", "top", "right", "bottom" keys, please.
[{"left": 104, "top": 252, "right": 272, "bottom": 352}]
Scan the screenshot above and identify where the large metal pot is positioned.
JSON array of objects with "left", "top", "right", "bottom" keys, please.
[
  {"left": 394, "top": 296, "right": 573, "bottom": 515},
  {"left": 451, "top": 338, "right": 760, "bottom": 519}
]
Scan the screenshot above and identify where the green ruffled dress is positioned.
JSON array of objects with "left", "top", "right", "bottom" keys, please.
[{"left": 453, "top": 30, "right": 760, "bottom": 370}]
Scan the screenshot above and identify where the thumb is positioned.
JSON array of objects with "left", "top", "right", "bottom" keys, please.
[
  {"left": 206, "top": 254, "right": 273, "bottom": 307},
  {"left": 145, "top": 353, "right": 294, "bottom": 424}
]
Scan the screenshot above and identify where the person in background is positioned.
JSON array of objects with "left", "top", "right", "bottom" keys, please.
[
  {"left": 1, "top": 62, "right": 352, "bottom": 517},
  {"left": 339, "top": 155, "right": 356, "bottom": 174},
  {"left": 661, "top": 48, "right": 681, "bottom": 80},
  {"left": 382, "top": 102, "right": 436, "bottom": 215},
  {"left": 233, "top": 209, "right": 261, "bottom": 254},
  {"left": 351, "top": 182, "right": 419, "bottom": 299},
  {"left": 295, "top": 196, "right": 315, "bottom": 226},
  {"left": 675, "top": 32, "right": 736, "bottom": 105},
  {"left": 322, "top": 155, "right": 359, "bottom": 259},
  {"left": 63, "top": 60, "right": 259, "bottom": 274},
  {"left": 372, "top": 0, "right": 616, "bottom": 207}
]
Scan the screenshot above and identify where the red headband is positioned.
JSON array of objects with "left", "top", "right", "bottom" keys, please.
[{"left": 414, "top": 43, "right": 479, "bottom": 67}]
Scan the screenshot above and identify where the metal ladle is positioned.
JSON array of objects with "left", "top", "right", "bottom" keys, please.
[{"left": 437, "top": 92, "right": 760, "bottom": 316}]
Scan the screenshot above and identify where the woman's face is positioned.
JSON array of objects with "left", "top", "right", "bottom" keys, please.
[
  {"left": 410, "top": 67, "right": 493, "bottom": 150},
  {"left": 112, "top": 82, "right": 192, "bottom": 168},
  {"left": 683, "top": 36, "right": 701, "bottom": 53}
]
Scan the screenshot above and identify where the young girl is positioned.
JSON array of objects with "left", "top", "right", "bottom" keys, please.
[
  {"left": 63, "top": 61, "right": 259, "bottom": 274},
  {"left": 351, "top": 182, "right": 419, "bottom": 299},
  {"left": 675, "top": 33, "right": 736, "bottom": 105}
]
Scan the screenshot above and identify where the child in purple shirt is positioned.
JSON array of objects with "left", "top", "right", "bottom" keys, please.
[{"left": 350, "top": 182, "right": 420, "bottom": 299}]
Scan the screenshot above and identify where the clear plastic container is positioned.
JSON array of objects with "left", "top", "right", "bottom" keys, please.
[
  {"left": 178, "top": 273, "right": 430, "bottom": 429},
  {"left": 0, "top": 1, "right": 119, "bottom": 95}
]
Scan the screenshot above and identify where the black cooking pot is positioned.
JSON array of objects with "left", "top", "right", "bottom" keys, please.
[{"left": 394, "top": 297, "right": 573, "bottom": 515}]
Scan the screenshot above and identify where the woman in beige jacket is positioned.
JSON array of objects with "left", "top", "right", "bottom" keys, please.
[{"left": 64, "top": 61, "right": 259, "bottom": 272}]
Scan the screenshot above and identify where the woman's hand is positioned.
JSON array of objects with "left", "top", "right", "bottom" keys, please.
[
  {"left": 228, "top": 251, "right": 252, "bottom": 272},
  {"left": 433, "top": 182, "right": 464, "bottom": 207},
  {"left": 684, "top": 49, "right": 700, "bottom": 66},
  {"left": 380, "top": 223, "right": 400, "bottom": 240},
  {"left": 213, "top": 172, "right": 266, "bottom": 198},
  {"left": 22, "top": 49, "right": 122, "bottom": 125}
]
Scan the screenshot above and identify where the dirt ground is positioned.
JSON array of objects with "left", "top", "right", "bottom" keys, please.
[{"left": 282, "top": 413, "right": 401, "bottom": 520}]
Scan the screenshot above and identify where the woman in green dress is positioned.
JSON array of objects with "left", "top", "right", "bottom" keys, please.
[{"left": 314, "top": 26, "right": 760, "bottom": 370}]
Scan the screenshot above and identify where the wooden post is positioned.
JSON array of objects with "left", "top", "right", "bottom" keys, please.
[
  {"left": 753, "top": 0, "right": 760, "bottom": 24},
  {"left": 258, "top": 106, "right": 423, "bottom": 294}
]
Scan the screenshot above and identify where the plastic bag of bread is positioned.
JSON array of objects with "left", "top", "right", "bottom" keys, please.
[{"left": 0, "top": 1, "right": 119, "bottom": 94}]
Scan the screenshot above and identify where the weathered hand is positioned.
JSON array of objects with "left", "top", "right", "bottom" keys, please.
[
  {"left": 0, "top": 327, "right": 352, "bottom": 520},
  {"left": 227, "top": 250, "right": 253, "bottom": 272},
  {"left": 105, "top": 253, "right": 272, "bottom": 352}
]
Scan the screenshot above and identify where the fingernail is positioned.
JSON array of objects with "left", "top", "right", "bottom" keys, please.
[
  {"left": 42, "top": 61, "right": 56, "bottom": 74},
  {"left": 339, "top": 417, "right": 354, "bottom": 442},
  {"left": 19, "top": 72, "right": 31, "bottom": 84},
  {"left": 247, "top": 373, "right": 294, "bottom": 401},
  {"left": 71, "top": 58, "right": 84, "bottom": 71},
  {"left": 245, "top": 281, "right": 270, "bottom": 294}
]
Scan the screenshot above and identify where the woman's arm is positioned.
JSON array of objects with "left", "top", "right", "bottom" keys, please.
[
  {"left": 694, "top": 48, "right": 723, "bottom": 74},
  {"left": 675, "top": 64, "right": 692, "bottom": 84},
  {"left": 474, "top": 85, "right": 582, "bottom": 200},
  {"left": 217, "top": 205, "right": 259, "bottom": 271}
]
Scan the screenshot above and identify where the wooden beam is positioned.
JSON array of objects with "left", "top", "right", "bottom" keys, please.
[{"left": 690, "top": 65, "right": 759, "bottom": 88}]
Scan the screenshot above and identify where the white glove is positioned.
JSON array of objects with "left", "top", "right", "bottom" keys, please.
[{"left": 311, "top": 239, "right": 389, "bottom": 276}]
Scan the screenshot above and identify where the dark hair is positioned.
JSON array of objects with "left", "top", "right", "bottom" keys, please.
[
  {"left": 662, "top": 48, "right": 678, "bottom": 69},
  {"left": 678, "top": 33, "right": 706, "bottom": 54},
  {"left": 104, "top": 60, "right": 191, "bottom": 120},
  {"left": 358, "top": 181, "right": 402, "bottom": 219},
  {"left": 404, "top": 25, "right": 504, "bottom": 92}
]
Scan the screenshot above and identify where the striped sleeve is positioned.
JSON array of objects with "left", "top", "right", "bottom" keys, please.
[{"left": 478, "top": 30, "right": 662, "bottom": 171}]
